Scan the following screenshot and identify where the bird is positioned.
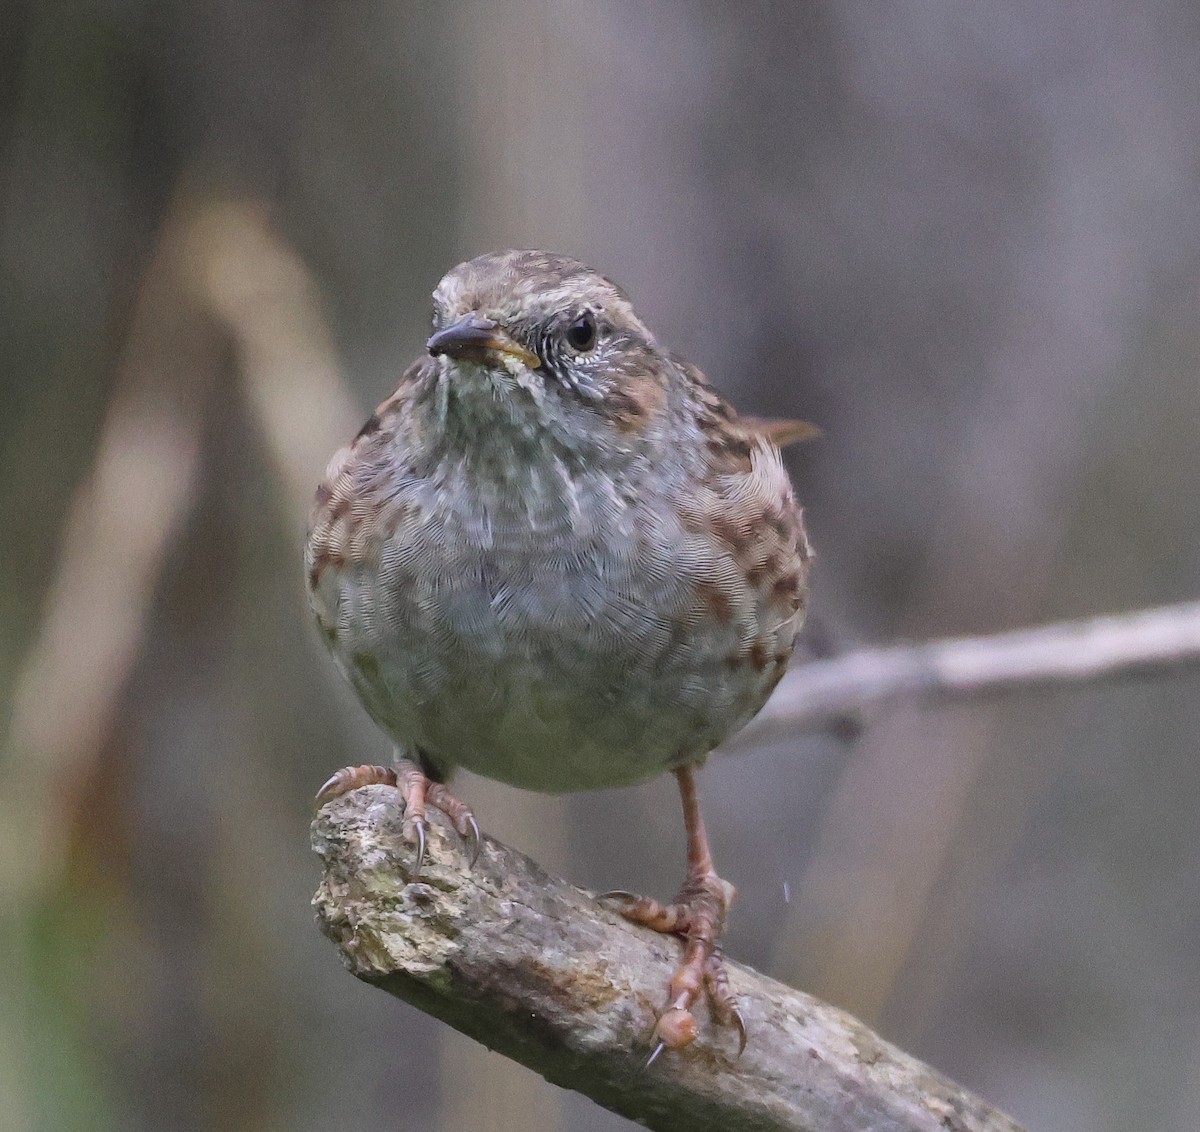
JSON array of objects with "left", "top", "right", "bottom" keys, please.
[{"left": 307, "top": 249, "right": 814, "bottom": 1057}]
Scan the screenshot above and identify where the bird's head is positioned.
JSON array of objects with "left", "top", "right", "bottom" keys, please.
[{"left": 425, "top": 250, "right": 669, "bottom": 443}]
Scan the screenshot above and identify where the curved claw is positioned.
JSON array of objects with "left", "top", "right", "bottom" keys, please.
[
  {"left": 315, "top": 773, "right": 345, "bottom": 806},
  {"left": 731, "top": 1005, "right": 747, "bottom": 1058},
  {"left": 644, "top": 1042, "right": 666, "bottom": 1070},
  {"left": 597, "top": 890, "right": 640, "bottom": 903},
  {"left": 411, "top": 819, "right": 427, "bottom": 878},
  {"left": 464, "top": 814, "right": 482, "bottom": 868}
]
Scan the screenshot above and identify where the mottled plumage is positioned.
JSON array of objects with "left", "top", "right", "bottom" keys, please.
[{"left": 307, "top": 250, "right": 813, "bottom": 1054}]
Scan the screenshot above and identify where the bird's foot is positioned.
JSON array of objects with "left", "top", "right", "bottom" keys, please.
[
  {"left": 603, "top": 870, "right": 745, "bottom": 1059},
  {"left": 315, "top": 759, "right": 480, "bottom": 874}
]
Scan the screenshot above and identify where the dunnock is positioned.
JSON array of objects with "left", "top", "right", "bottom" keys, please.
[{"left": 308, "top": 250, "right": 813, "bottom": 1056}]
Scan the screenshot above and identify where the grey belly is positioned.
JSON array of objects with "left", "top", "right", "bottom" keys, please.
[{"left": 329, "top": 551, "right": 767, "bottom": 793}]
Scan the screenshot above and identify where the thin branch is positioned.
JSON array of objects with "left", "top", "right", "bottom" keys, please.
[
  {"left": 735, "top": 599, "right": 1200, "bottom": 748},
  {"left": 313, "top": 788, "right": 1025, "bottom": 1132}
]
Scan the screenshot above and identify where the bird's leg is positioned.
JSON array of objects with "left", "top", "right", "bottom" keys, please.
[
  {"left": 315, "top": 753, "right": 480, "bottom": 873},
  {"left": 603, "top": 765, "right": 744, "bottom": 1056}
]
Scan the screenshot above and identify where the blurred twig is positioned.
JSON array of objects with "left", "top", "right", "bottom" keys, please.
[
  {"left": 313, "top": 787, "right": 1025, "bottom": 1132},
  {"left": 1, "top": 192, "right": 219, "bottom": 904},
  {"left": 1, "top": 193, "right": 358, "bottom": 909},
  {"left": 736, "top": 599, "right": 1200, "bottom": 748},
  {"left": 192, "top": 200, "right": 363, "bottom": 518}
]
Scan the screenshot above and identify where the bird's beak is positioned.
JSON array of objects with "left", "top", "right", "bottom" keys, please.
[{"left": 427, "top": 313, "right": 541, "bottom": 369}]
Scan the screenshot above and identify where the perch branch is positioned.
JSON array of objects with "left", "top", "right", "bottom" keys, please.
[
  {"left": 313, "top": 788, "right": 1024, "bottom": 1132},
  {"left": 736, "top": 599, "right": 1200, "bottom": 747}
]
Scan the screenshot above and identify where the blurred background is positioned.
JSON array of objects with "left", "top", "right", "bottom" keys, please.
[{"left": 3, "top": 2, "right": 1199, "bottom": 1129}]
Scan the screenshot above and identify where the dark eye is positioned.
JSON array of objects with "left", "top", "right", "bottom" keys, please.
[{"left": 565, "top": 311, "right": 598, "bottom": 352}]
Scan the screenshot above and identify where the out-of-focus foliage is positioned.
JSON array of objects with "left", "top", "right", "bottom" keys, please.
[{"left": 2, "top": 3, "right": 1199, "bottom": 1130}]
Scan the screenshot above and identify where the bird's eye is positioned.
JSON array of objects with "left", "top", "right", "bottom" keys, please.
[{"left": 565, "top": 311, "right": 598, "bottom": 353}]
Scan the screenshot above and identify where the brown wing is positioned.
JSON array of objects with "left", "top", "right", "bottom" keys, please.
[
  {"left": 740, "top": 417, "right": 822, "bottom": 447},
  {"left": 676, "top": 358, "right": 814, "bottom": 678},
  {"left": 305, "top": 357, "right": 433, "bottom": 632}
]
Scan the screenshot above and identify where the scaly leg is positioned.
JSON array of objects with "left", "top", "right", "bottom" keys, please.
[
  {"left": 603, "top": 765, "right": 744, "bottom": 1059},
  {"left": 316, "top": 753, "right": 480, "bottom": 873}
]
